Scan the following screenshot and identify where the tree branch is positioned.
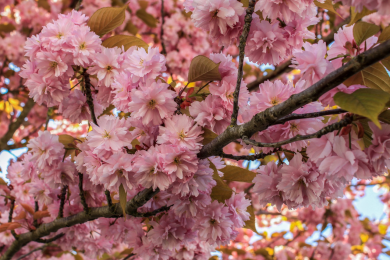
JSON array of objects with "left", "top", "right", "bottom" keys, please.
[
  {"left": 35, "top": 233, "right": 64, "bottom": 243},
  {"left": 274, "top": 109, "right": 346, "bottom": 125},
  {"left": 231, "top": 0, "right": 255, "bottom": 126},
  {"left": 57, "top": 185, "right": 67, "bottom": 219},
  {"left": 16, "top": 246, "right": 46, "bottom": 260},
  {"left": 198, "top": 39, "right": 390, "bottom": 159},
  {"left": 160, "top": 0, "right": 167, "bottom": 55},
  {"left": 0, "top": 187, "right": 159, "bottom": 260},
  {"left": 0, "top": 98, "right": 35, "bottom": 151},
  {"left": 83, "top": 73, "right": 98, "bottom": 126},
  {"left": 242, "top": 115, "right": 352, "bottom": 148},
  {"left": 219, "top": 152, "right": 267, "bottom": 161},
  {"left": 78, "top": 173, "right": 89, "bottom": 213},
  {"left": 132, "top": 205, "right": 171, "bottom": 218}
]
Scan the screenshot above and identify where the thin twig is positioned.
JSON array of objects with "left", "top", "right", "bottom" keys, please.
[
  {"left": 33, "top": 201, "right": 39, "bottom": 228},
  {"left": 195, "top": 81, "right": 212, "bottom": 94},
  {"left": 58, "top": 186, "right": 68, "bottom": 219},
  {"left": 105, "top": 190, "right": 113, "bottom": 211},
  {"left": 160, "top": 0, "right": 167, "bottom": 55},
  {"left": 8, "top": 199, "right": 18, "bottom": 239},
  {"left": 123, "top": 254, "right": 135, "bottom": 260},
  {"left": 132, "top": 205, "right": 171, "bottom": 218},
  {"left": 78, "top": 173, "right": 89, "bottom": 213},
  {"left": 83, "top": 72, "right": 98, "bottom": 126},
  {"left": 242, "top": 115, "right": 353, "bottom": 148},
  {"left": 219, "top": 152, "right": 267, "bottom": 161},
  {"left": 274, "top": 109, "right": 346, "bottom": 125},
  {"left": 230, "top": 0, "right": 255, "bottom": 126},
  {"left": 16, "top": 246, "right": 46, "bottom": 260},
  {"left": 35, "top": 233, "right": 64, "bottom": 243}
]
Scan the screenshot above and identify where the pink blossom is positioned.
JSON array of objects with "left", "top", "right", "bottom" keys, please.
[
  {"left": 133, "top": 146, "right": 172, "bottom": 191},
  {"left": 157, "top": 114, "right": 203, "bottom": 151},
  {"left": 226, "top": 192, "right": 251, "bottom": 228},
  {"left": 59, "top": 89, "right": 103, "bottom": 123},
  {"left": 111, "top": 71, "right": 138, "bottom": 112},
  {"left": 277, "top": 154, "right": 325, "bottom": 208},
  {"left": 40, "top": 18, "right": 74, "bottom": 51},
  {"left": 128, "top": 80, "right": 177, "bottom": 126},
  {"left": 327, "top": 25, "right": 378, "bottom": 61},
  {"left": 255, "top": 0, "right": 311, "bottom": 23},
  {"left": 36, "top": 51, "right": 72, "bottom": 79},
  {"left": 172, "top": 193, "right": 211, "bottom": 218},
  {"left": 25, "top": 73, "right": 69, "bottom": 106},
  {"left": 209, "top": 53, "right": 237, "bottom": 79},
  {"left": 87, "top": 47, "right": 121, "bottom": 87},
  {"left": 252, "top": 161, "right": 284, "bottom": 211},
  {"left": 86, "top": 115, "right": 133, "bottom": 154},
  {"left": 367, "top": 122, "right": 390, "bottom": 174},
  {"left": 189, "top": 95, "right": 231, "bottom": 134},
  {"left": 292, "top": 40, "right": 333, "bottom": 87},
  {"left": 197, "top": 200, "right": 234, "bottom": 246},
  {"left": 124, "top": 46, "right": 166, "bottom": 81},
  {"left": 246, "top": 17, "right": 287, "bottom": 65},
  {"left": 99, "top": 152, "right": 135, "bottom": 192},
  {"left": 68, "top": 26, "right": 102, "bottom": 67},
  {"left": 191, "top": 0, "right": 244, "bottom": 39},
  {"left": 27, "top": 131, "right": 64, "bottom": 171}
]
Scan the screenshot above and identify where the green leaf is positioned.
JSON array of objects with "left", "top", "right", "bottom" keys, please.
[
  {"left": 102, "top": 35, "right": 149, "bottom": 51},
  {"left": 0, "top": 177, "right": 7, "bottom": 185},
  {"left": 124, "top": 21, "right": 139, "bottom": 35},
  {"left": 37, "top": 0, "right": 51, "bottom": 12},
  {"left": 0, "top": 23, "right": 16, "bottom": 34},
  {"left": 119, "top": 184, "right": 127, "bottom": 218},
  {"left": 88, "top": 5, "right": 127, "bottom": 37},
  {"left": 378, "top": 26, "right": 390, "bottom": 43},
  {"left": 209, "top": 161, "right": 233, "bottom": 203},
  {"left": 188, "top": 55, "right": 222, "bottom": 83},
  {"left": 334, "top": 88, "right": 390, "bottom": 127},
  {"left": 353, "top": 21, "right": 380, "bottom": 46},
  {"left": 243, "top": 205, "right": 258, "bottom": 234},
  {"left": 348, "top": 6, "right": 375, "bottom": 27},
  {"left": 314, "top": 0, "right": 340, "bottom": 17},
  {"left": 220, "top": 166, "right": 256, "bottom": 183},
  {"left": 136, "top": 9, "right": 158, "bottom": 28},
  {"left": 379, "top": 110, "right": 390, "bottom": 124},
  {"left": 344, "top": 62, "right": 390, "bottom": 93},
  {"left": 202, "top": 128, "right": 218, "bottom": 145}
]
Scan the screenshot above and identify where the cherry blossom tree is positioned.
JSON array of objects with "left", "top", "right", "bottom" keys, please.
[{"left": 1, "top": 0, "right": 390, "bottom": 259}]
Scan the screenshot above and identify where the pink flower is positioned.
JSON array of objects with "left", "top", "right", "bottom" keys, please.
[
  {"left": 172, "top": 193, "right": 211, "bottom": 218},
  {"left": 36, "top": 51, "right": 72, "bottom": 79},
  {"left": 59, "top": 89, "right": 103, "bottom": 123},
  {"left": 209, "top": 76, "right": 250, "bottom": 112},
  {"left": 255, "top": 0, "right": 314, "bottom": 23},
  {"left": 40, "top": 18, "right": 74, "bottom": 51},
  {"left": 25, "top": 73, "right": 69, "bottom": 106},
  {"left": 252, "top": 161, "right": 284, "bottom": 211},
  {"left": 68, "top": 26, "right": 102, "bottom": 67},
  {"left": 189, "top": 95, "right": 231, "bottom": 134},
  {"left": 86, "top": 115, "right": 133, "bottom": 154},
  {"left": 197, "top": 200, "right": 234, "bottom": 246},
  {"left": 157, "top": 114, "right": 203, "bottom": 151},
  {"left": 226, "top": 192, "right": 251, "bottom": 228},
  {"left": 191, "top": 0, "right": 244, "bottom": 38},
  {"left": 26, "top": 131, "right": 64, "bottom": 171},
  {"left": 307, "top": 132, "right": 335, "bottom": 164},
  {"left": 292, "top": 40, "right": 333, "bottom": 87},
  {"left": 246, "top": 18, "right": 288, "bottom": 65},
  {"left": 209, "top": 53, "right": 237, "bottom": 79},
  {"left": 250, "top": 80, "right": 295, "bottom": 112},
  {"left": 367, "top": 122, "right": 390, "bottom": 174},
  {"left": 24, "top": 35, "right": 42, "bottom": 59},
  {"left": 87, "top": 47, "right": 122, "bottom": 87},
  {"left": 159, "top": 144, "right": 198, "bottom": 182},
  {"left": 133, "top": 146, "right": 172, "bottom": 191},
  {"left": 58, "top": 10, "right": 89, "bottom": 25},
  {"left": 128, "top": 80, "right": 177, "bottom": 126},
  {"left": 319, "top": 135, "right": 367, "bottom": 182},
  {"left": 327, "top": 25, "right": 378, "bottom": 61},
  {"left": 277, "top": 154, "right": 325, "bottom": 208},
  {"left": 111, "top": 71, "right": 138, "bottom": 112},
  {"left": 99, "top": 152, "right": 136, "bottom": 192},
  {"left": 124, "top": 46, "right": 166, "bottom": 81}
]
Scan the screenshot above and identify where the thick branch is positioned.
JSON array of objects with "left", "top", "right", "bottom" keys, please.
[
  {"left": 231, "top": 0, "right": 255, "bottom": 126},
  {"left": 246, "top": 17, "right": 350, "bottom": 92},
  {"left": 198, "top": 39, "right": 390, "bottom": 159},
  {"left": 242, "top": 115, "right": 352, "bottom": 148},
  {"left": 0, "top": 98, "right": 35, "bottom": 151},
  {"left": 0, "top": 187, "right": 159, "bottom": 260}
]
